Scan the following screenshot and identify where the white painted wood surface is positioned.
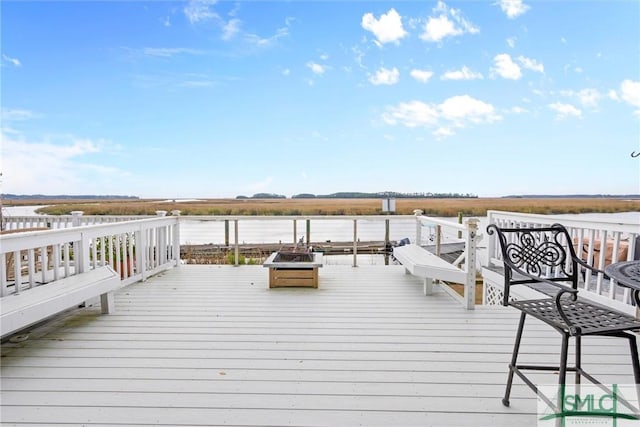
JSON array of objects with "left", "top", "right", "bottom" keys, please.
[
  {"left": 394, "top": 244, "right": 466, "bottom": 282},
  {"left": 1, "top": 265, "right": 637, "bottom": 426},
  {"left": 0, "top": 265, "right": 119, "bottom": 337}
]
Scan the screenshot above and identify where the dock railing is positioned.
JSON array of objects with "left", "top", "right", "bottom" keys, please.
[
  {"left": 484, "top": 210, "right": 640, "bottom": 314},
  {"left": 0, "top": 216, "right": 180, "bottom": 296},
  {"left": 412, "top": 210, "right": 480, "bottom": 309}
]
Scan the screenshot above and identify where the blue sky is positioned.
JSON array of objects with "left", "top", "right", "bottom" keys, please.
[{"left": 2, "top": 0, "right": 639, "bottom": 198}]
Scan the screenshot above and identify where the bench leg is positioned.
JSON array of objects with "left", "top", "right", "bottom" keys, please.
[
  {"left": 100, "top": 292, "right": 115, "bottom": 314},
  {"left": 423, "top": 278, "right": 433, "bottom": 295}
]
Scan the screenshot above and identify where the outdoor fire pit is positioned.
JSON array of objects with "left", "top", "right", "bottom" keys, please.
[{"left": 263, "top": 251, "right": 323, "bottom": 288}]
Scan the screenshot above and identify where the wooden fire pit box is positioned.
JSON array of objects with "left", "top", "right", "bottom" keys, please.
[{"left": 263, "top": 252, "right": 323, "bottom": 288}]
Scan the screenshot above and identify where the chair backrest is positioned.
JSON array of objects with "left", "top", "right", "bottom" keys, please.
[{"left": 486, "top": 223, "right": 580, "bottom": 305}]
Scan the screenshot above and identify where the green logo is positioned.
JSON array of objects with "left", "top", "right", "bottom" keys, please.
[{"left": 537, "top": 384, "right": 640, "bottom": 426}]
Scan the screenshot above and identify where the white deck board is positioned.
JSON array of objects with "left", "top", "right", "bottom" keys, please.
[{"left": 1, "top": 264, "right": 638, "bottom": 426}]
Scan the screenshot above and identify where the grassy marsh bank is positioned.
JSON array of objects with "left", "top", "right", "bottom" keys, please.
[{"left": 10, "top": 197, "right": 640, "bottom": 217}]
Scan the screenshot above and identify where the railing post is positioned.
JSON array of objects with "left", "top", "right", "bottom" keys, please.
[
  {"left": 293, "top": 219, "right": 297, "bottom": 244},
  {"left": 353, "top": 219, "right": 358, "bottom": 267},
  {"left": 171, "top": 211, "right": 181, "bottom": 266},
  {"left": 306, "top": 219, "right": 311, "bottom": 245},
  {"left": 136, "top": 227, "right": 147, "bottom": 281},
  {"left": 71, "top": 211, "right": 84, "bottom": 227},
  {"left": 71, "top": 211, "right": 85, "bottom": 274},
  {"left": 413, "top": 209, "right": 423, "bottom": 245},
  {"left": 234, "top": 219, "right": 239, "bottom": 266},
  {"left": 486, "top": 210, "right": 495, "bottom": 265},
  {"left": 78, "top": 231, "right": 90, "bottom": 274},
  {"left": 464, "top": 218, "right": 479, "bottom": 310},
  {"left": 384, "top": 218, "right": 390, "bottom": 265}
]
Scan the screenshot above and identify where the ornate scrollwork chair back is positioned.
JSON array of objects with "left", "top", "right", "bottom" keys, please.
[{"left": 487, "top": 223, "right": 583, "bottom": 306}]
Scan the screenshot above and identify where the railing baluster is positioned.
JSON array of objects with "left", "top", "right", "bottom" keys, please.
[
  {"left": 27, "top": 248, "right": 35, "bottom": 288},
  {"left": 40, "top": 246, "right": 48, "bottom": 284},
  {"left": 13, "top": 250, "right": 21, "bottom": 294}
]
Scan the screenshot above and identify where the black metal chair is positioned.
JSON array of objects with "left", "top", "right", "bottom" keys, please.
[{"left": 486, "top": 223, "right": 640, "bottom": 415}]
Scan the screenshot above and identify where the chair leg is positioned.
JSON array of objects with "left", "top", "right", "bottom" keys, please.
[
  {"left": 575, "top": 335, "right": 582, "bottom": 387},
  {"left": 556, "top": 333, "right": 570, "bottom": 426},
  {"left": 628, "top": 333, "right": 640, "bottom": 384},
  {"left": 503, "top": 312, "right": 526, "bottom": 407}
]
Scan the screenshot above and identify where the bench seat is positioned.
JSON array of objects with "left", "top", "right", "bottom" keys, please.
[
  {"left": 393, "top": 244, "right": 466, "bottom": 294},
  {"left": 1, "top": 266, "right": 119, "bottom": 338}
]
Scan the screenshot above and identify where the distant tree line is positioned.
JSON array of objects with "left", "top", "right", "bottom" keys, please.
[
  {"left": 1, "top": 194, "right": 140, "bottom": 200},
  {"left": 503, "top": 194, "right": 640, "bottom": 199},
  {"left": 236, "top": 192, "right": 478, "bottom": 199}
]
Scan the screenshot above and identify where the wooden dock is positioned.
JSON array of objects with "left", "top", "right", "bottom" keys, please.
[{"left": 1, "top": 265, "right": 636, "bottom": 426}]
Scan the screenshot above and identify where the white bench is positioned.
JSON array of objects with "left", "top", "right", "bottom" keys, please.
[
  {"left": 1, "top": 265, "right": 120, "bottom": 338},
  {"left": 393, "top": 244, "right": 466, "bottom": 295}
]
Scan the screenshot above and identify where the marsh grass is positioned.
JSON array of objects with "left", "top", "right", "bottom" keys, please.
[{"left": 9, "top": 197, "right": 640, "bottom": 217}]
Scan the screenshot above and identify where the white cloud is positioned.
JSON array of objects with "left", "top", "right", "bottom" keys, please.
[
  {"left": 307, "top": 62, "right": 327, "bottom": 75},
  {"left": 410, "top": 69, "right": 434, "bottom": 83},
  {"left": 142, "top": 47, "right": 203, "bottom": 57},
  {"left": 492, "top": 53, "right": 522, "bottom": 80},
  {"left": 517, "top": 55, "right": 544, "bottom": 73},
  {"left": 506, "top": 37, "right": 516, "bottom": 48},
  {"left": 576, "top": 88, "right": 601, "bottom": 108},
  {"left": 434, "top": 127, "right": 455, "bottom": 138},
  {"left": 620, "top": 79, "right": 640, "bottom": 108},
  {"left": 549, "top": 102, "right": 582, "bottom": 119},
  {"left": 0, "top": 130, "right": 125, "bottom": 194},
  {"left": 383, "top": 100, "right": 439, "bottom": 127},
  {"left": 244, "top": 25, "right": 289, "bottom": 47},
  {"left": 2, "top": 54, "right": 21, "bottom": 67},
  {"left": 184, "top": 0, "right": 218, "bottom": 24},
  {"left": 441, "top": 66, "right": 483, "bottom": 81},
  {"left": 439, "top": 95, "right": 501, "bottom": 123},
  {"left": 222, "top": 18, "right": 241, "bottom": 40},
  {"left": 420, "top": 1, "right": 479, "bottom": 43},
  {"left": 498, "top": 0, "right": 530, "bottom": 19},
  {"left": 369, "top": 67, "right": 400, "bottom": 85},
  {"left": 361, "top": 8, "right": 407, "bottom": 45},
  {"left": 382, "top": 95, "right": 501, "bottom": 137}
]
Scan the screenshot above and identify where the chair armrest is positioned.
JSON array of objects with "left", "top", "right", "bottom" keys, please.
[{"left": 573, "top": 255, "right": 609, "bottom": 278}]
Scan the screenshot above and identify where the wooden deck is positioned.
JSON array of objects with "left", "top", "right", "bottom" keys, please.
[{"left": 1, "top": 265, "right": 637, "bottom": 426}]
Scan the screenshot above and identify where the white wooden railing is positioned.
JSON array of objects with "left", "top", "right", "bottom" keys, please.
[
  {"left": 0, "top": 216, "right": 180, "bottom": 296},
  {"left": 411, "top": 210, "right": 480, "bottom": 308},
  {"left": 1, "top": 210, "right": 170, "bottom": 231},
  {"left": 484, "top": 210, "right": 640, "bottom": 313}
]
